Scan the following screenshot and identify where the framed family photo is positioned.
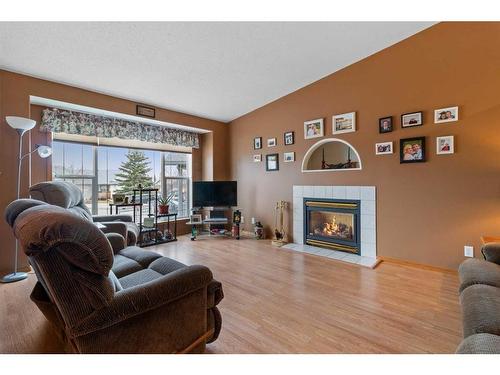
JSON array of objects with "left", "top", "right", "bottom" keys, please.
[
  {"left": 436, "top": 135, "right": 454, "bottom": 154},
  {"left": 304, "top": 118, "right": 324, "bottom": 139},
  {"left": 379, "top": 116, "right": 393, "bottom": 133},
  {"left": 253, "top": 154, "right": 262, "bottom": 162},
  {"left": 254, "top": 137, "right": 262, "bottom": 150},
  {"left": 267, "top": 138, "right": 277, "bottom": 147},
  {"left": 434, "top": 106, "right": 458, "bottom": 124},
  {"left": 284, "top": 131, "right": 295, "bottom": 145},
  {"left": 375, "top": 141, "right": 393, "bottom": 155},
  {"left": 284, "top": 152, "right": 295, "bottom": 162},
  {"left": 266, "top": 154, "right": 279, "bottom": 171},
  {"left": 400, "top": 137, "right": 425, "bottom": 163},
  {"left": 332, "top": 112, "right": 356, "bottom": 134},
  {"left": 401, "top": 111, "right": 423, "bottom": 128}
]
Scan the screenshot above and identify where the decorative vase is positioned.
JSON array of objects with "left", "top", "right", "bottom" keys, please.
[{"left": 159, "top": 205, "right": 169, "bottom": 214}]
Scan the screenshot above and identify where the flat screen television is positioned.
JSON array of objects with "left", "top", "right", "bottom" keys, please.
[{"left": 193, "top": 181, "right": 237, "bottom": 207}]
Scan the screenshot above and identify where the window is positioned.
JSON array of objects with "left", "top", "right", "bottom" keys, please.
[
  {"left": 162, "top": 152, "right": 192, "bottom": 218},
  {"left": 52, "top": 141, "right": 192, "bottom": 218}
]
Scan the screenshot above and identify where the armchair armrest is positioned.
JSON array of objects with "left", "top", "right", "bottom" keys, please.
[
  {"left": 105, "top": 233, "right": 126, "bottom": 253},
  {"left": 482, "top": 242, "right": 500, "bottom": 265},
  {"left": 71, "top": 265, "right": 213, "bottom": 338},
  {"left": 93, "top": 214, "right": 133, "bottom": 223},
  {"left": 99, "top": 222, "right": 128, "bottom": 240}
]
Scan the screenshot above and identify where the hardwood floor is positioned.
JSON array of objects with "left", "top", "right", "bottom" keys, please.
[{"left": 0, "top": 236, "right": 462, "bottom": 353}]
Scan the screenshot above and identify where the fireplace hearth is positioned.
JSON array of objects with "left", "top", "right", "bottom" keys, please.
[{"left": 304, "top": 198, "right": 360, "bottom": 254}]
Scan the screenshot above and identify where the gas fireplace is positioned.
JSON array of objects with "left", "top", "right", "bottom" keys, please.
[{"left": 303, "top": 198, "right": 360, "bottom": 254}]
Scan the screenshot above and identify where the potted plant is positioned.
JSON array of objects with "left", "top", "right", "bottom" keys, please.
[{"left": 158, "top": 193, "right": 175, "bottom": 215}]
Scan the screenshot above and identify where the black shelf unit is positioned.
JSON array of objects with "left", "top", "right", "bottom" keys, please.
[{"left": 132, "top": 188, "right": 177, "bottom": 247}]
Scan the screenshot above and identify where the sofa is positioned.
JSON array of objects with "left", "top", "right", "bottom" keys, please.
[
  {"left": 5, "top": 198, "right": 223, "bottom": 353},
  {"left": 457, "top": 242, "right": 500, "bottom": 353},
  {"left": 29, "top": 181, "right": 140, "bottom": 246}
]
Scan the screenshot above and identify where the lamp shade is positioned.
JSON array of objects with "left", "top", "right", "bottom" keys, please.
[
  {"left": 6, "top": 116, "right": 36, "bottom": 131},
  {"left": 36, "top": 145, "right": 52, "bottom": 159}
]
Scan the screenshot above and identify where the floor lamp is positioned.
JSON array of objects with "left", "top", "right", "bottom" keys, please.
[{"left": 1, "top": 116, "right": 52, "bottom": 283}]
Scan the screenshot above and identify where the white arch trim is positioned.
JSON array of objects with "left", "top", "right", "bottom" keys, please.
[{"left": 301, "top": 138, "right": 363, "bottom": 173}]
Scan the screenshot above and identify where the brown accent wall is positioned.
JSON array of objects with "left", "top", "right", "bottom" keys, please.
[
  {"left": 229, "top": 22, "right": 500, "bottom": 270},
  {"left": 0, "top": 70, "right": 229, "bottom": 275}
]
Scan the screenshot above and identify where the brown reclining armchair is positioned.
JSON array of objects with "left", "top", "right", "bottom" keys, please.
[
  {"left": 29, "top": 181, "right": 140, "bottom": 246},
  {"left": 5, "top": 199, "right": 223, "bottom": 353}
]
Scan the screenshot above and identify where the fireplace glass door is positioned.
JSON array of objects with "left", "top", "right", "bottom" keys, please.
[{"left": 308, "top": 211, "right": 355, "bottom": 241}]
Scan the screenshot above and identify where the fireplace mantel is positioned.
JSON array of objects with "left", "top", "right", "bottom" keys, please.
[{"left": 284, "top": 185, "right": 378, "bottom": 268}]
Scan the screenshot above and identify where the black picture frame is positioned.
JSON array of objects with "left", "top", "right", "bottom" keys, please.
[
  {"left": 400, "top": 137, "right": 426, "bottom": 163},
  {"left": 266, "top": 153, "right": 279, "bottom": 171},
  {"left": 401, "top": 111, "right": 423, "bottom": 128},
  {"left": 254, "top": 137, "right": 262, "bottom": 150},
  {"left": 136, "top": 104, "right": 156, "bottom": 118},
  {"left": 284, "top": 131, "right": 295, "bottom": 145},
  {"left": 378, "top": 116, "right": 393, "bottom": 133}
]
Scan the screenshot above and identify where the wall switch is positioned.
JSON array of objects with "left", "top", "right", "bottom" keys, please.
[
  {"left": 251, "top": 217, "right": 256, "bottom": 225},
  {"left": 464, "top": 245, "right": 474, "bottom": 258}
]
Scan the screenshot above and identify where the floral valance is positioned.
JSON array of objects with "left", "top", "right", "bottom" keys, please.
[{"left": 41, "top": 108, "right": 199, "bottom": 148}]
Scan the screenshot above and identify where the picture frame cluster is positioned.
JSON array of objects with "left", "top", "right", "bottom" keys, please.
[
  {"left": 253, "top": 130, "right": 296, "bottom": 171},
  {"left": 375, "top": 106, "right": 458, "bottom": 163}
]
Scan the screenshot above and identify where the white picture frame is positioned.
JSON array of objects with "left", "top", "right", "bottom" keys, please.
[
  {"left": 332, "top": 112, "right": 356, "bottom": 134},
  {"left": 190, "top": 214, "right": 203, "bottom": 224},
  {"left": 267, "top": 138, "right": 277, "bottom": 147},
  {"left": 304, "top": 118, "right": 324, "bottom": 139},
  {"left": 253, "top": 154, "right": 262, "bottom": 162},
  {"left": 436, "top": 136, "right": 454, "bottom": 155},
  {"left": 375, "top": 141, "right": 393, "bottom": 155},
  {"left": 283, "top": 152, "right": 295, "bottom": 162},
  {"left": 434, "top": 106, "right": 459, "bottom": 124}
]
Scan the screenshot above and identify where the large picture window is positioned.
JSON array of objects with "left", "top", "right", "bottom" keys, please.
[{"left": 52, "top": 141, "right": 192, "bottom": 218}]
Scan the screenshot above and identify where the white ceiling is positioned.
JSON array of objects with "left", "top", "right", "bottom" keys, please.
[{"left": 0, "top": 22, "right": 435, "bottom": 122}]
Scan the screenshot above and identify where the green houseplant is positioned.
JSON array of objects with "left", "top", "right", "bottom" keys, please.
[{"left": 158, "top": 193, "right": 175, "bottom": 214}]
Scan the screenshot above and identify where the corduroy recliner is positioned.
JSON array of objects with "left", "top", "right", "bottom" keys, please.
[
  {"left": 29, "top": 180, "right": 140, "bottom": 246},
  {"left": 5, "top": 199, "right": 223, "bottom": 353}
]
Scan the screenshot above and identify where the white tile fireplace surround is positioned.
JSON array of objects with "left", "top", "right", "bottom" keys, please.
[{"left": 283, "top": 185, "right": 379, "bottom": 268}]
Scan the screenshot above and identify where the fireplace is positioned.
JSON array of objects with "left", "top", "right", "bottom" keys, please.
[{"left": 303, "top": 198, "right": 361, "bottom": 254}]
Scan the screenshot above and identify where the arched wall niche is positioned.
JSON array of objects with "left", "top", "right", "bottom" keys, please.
[{"left": 301, "top": 138, "right": 362, "bottom": 172}]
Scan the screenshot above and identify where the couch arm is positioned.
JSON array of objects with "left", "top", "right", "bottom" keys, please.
[
  {"left": 99, "top": 222, "right": 128, "bottom": 240},
  {"left": 93, "top": 214, "right": 133, "bottom": 223},
  {"left": 482, "top": 242, "right": 500, "bottom": 265},
  {"left": 70, "top": 265, "right": 213, "bottom": 338},
  {"left": 105, "top": 233, "right": 126, "bottom": 253}
]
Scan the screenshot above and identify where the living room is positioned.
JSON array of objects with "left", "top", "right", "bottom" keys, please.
[{"left": 1, "top": 1, "right": 499, "bottom": 372}]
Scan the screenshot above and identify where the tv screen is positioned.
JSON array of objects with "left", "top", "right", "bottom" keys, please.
[{"left": 193, "top": 181, "right": 237, "bottom": 207}]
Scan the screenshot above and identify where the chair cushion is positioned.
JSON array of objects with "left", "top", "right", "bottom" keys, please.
[
  {"left": 125, "top": 222, "right": 140, "bottom": 245},
  {"left": 112, "top": 254, "right": 143, "bottom": 278},
  {"left": 456, "top": 333, "right": 500, "bottom": 354},
  {"left": 118, "top": 268, "right": 163, "bottom": 289},
  {"left": 149, "top": 257, "right": 186, "bottom": 275},
  {"left": 460, "top": 284, "right": 500, "bottom": 337},
  {"left": 119, "top": 246, "right": 162, "bottom": 268},
  {"left": 108, "top": 270, "right": 123, "bottom": 292}
]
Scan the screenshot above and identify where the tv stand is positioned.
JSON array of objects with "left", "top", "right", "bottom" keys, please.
[{"left": 189, "top": 206, "right": 234, "bottom": 239}]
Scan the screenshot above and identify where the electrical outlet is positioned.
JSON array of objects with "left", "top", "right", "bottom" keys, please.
[
  {"left": 241, "top": 216, "right": 245, "bottom": 224},
  {"left": 464, "top": 245, "right": 474, "bottom": 258},
  {"left": 251, "top": 217, "right": 256, "bottom": 225}
]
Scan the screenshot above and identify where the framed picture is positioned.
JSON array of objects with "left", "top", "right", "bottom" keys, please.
[
  {"left": 401, "top": 111, "right": 423, "bottom": 128},
  {"left": 400, "top": 137, "right": 426, "bottom": 163},
  {"left": 253, "top": 154, "right": 262, "bottom": 162},
  {"left": 332, "top": 112, "right": 356, "bottom": 134},
  {"left": 379, "top": 116, "right": 393, "bottom": 133},
  {"left": 283, "top": 152, "right": 295, "bottom": 162},
  {"left": 304, "top": 118, "right": 324, "bottom": 139},
  {"left": 136, "top": 104, "right": 156, "bottom": 118},
  {"left": 266, "top": 153, "right": 279, "bottom": 171},
  {"left": 190, "top": 214, "right": 203, "bottom": 224},
  {"left": 267, "top": 138, "right": 277, "bottom": 147},
  {"left": 436, "top": 135, "right": 454, "bottom": 155},
  {"left": 284, "top": 131, "right": 295, "bottom": 145},
  {"left": 434, "top": 106, "right": 458, "bottom": 124},
  {"left": 254, "top": 137, "right": 262, "bottom": 150},
  {"left": 375, "top": 142, "right": 393, "bottom": 155}
]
